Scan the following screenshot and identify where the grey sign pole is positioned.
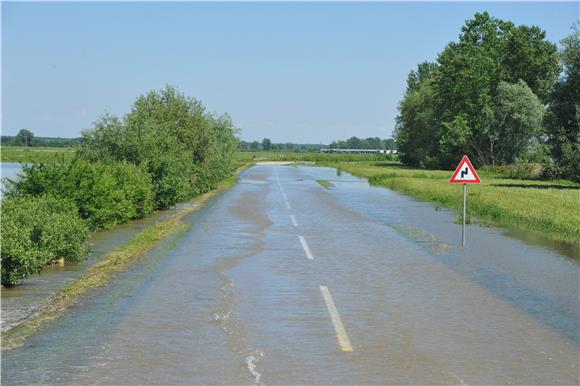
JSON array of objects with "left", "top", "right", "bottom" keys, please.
[{"left": 462, "top": 183, "right": 467, "bottom": 246}]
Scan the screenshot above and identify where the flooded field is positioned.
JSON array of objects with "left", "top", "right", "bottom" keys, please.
[
  {"left": 2, "top": 165, "right": 578, "bottom": 385},
  {"left": 0, "top": 162, "right": 23, "bottom": 198}
]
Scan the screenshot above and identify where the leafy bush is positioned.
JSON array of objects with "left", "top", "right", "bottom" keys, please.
[
  {"left": 110, "top": 162, "right": 155, "bottom": 218},
  {"left": 1, "top": 196, "right": 89, "bottom": 287},
  {"left": 77, "top": 86, "right": 239, "bottom": 208},
  {"left": 4, "top": 160, "right": 155, "bottom": 230},
  {"left": 541, "top": 160, "right": 565, "bottom": 180},
  {"left": 480, "top": 163, "right": 542, "bottom": 180},
  {"left": 146, "top": 149, "right": 194, "bottom": 209}
]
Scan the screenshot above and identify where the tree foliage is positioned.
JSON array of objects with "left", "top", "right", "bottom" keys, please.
[
  {"left": 5, "top": 160, "right": 155, "bottom": 230},
  {"left": 489, "top": 80, "right": 544, "bottom": 165},
  {"left": 261, "top": 138, "right": 272, "bottom": 151},
  {"left": 15, "top": 129, "right": 34, "bottom": 147},
  {"left": 329, "top": 136, "right": 395, "bottom": 150},
  {"left": 1, "top": 196, "right": 89, "bottom": 286},
  {"left": 77, "top": 85, "right": 239, "bottom": 207},
  {"left": 544, "top": 23, "right": 580, "bottom": 181},
  {"left": 395, "top": 12, "right": 559, "bottom": 169}
]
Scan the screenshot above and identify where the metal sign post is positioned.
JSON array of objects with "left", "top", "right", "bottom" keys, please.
[
  {"left": 450, "top": 155, "right": 480, "bottom": 246},
  {"left": 462, "top": 183, "right": 466, "bottom": 246}
]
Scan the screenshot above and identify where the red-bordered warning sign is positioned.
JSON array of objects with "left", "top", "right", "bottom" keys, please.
[{"left": 450, "top": 155, "right": 480, "bottom": 184}]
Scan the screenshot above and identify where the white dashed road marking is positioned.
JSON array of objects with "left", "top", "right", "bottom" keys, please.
[
  {"left": 290, "top": 215, "right": 298, "bottom": 227},
  {"left": 320, "top": 285, "right": 353, "bottom": 352},
  {"left": 298, "top": 235, "right": 314, "bottom": 260}
]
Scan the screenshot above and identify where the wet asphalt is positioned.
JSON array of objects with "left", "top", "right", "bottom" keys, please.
[{"left": 2, "top": 164, "right": 579, "bottom": 385}]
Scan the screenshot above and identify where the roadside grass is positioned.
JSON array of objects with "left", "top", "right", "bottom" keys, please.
[
  {"left": 1, "top": 171, "right": 243, "bottom": 350},
  {"left": 316, "top": 179, "right": 334, "bottom": 189},
  {"left": 1, "top": 146, "right": 74, "bottom": 163},
  {"left": 323, "top": 161, "right": 580, "bottom": 246}
]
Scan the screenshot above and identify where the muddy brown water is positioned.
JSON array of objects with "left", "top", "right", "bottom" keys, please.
[{"left": 2, "top": 165, "right": 578, "bottom": 385}]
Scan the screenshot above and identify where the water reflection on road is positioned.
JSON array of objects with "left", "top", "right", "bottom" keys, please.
[{"left": 2, "top": 165, "right": 578, "bottom": 385}]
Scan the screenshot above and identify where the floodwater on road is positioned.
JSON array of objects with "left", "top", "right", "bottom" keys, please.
[
  {"left": 2, "top": 165, "right": 578, "bottom": 385},
  {"left": 0, "top": 162, "right": 181, "bottom": 331},
  {"left": 0, "top": 208, "right": 177, "bottom": 332}
]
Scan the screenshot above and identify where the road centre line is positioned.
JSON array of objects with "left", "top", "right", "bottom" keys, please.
[
  {"left": 276, "top": 181, "right": 289, "bottom": 202},
  {"left": 285, "top": 200, "right": 291, "bottom": 210},
  {"left": 290, "top": 215, "right": 298, "bottom": 227},
  {"left": 298, "top": 235, "right": 314, "bottom": 260},
  {"left": 319, "top": 286, "right": 353, "bottom": 352}
]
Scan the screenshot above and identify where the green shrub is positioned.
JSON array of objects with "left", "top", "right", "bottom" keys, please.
[
  {"left": 541, "top": 160, "right": 565, "bottom": 180},
  {"left": 77, "top": 86, "right": 239, "bottom": 208},
  {"left": 480, "top": 163, "right": 542, "bottom": 180},
  {"left": 146, "top": 151, "right": 193, "bottom": 209},
  {"left": 110, "top": 162, "right": 155, "bottom": 218},
  {"left": 1, "top": 196, "right": 89, "bottom": 287},
  {"left": 4, "top": 160, "right": 155, "bottom": 230}
]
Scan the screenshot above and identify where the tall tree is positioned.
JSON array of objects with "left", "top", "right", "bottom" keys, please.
[
  {"left": 394, "top": 63, "right": 438, "bottom": 167},
  {"left": 250, "top": 141, "right": 260, "bottom": 151},
  {"left": 16, "top": 129, "right": 34, "bottom": 147},
  {"left": 261, "top": 138, "right": 272, "bottom": 151},
  {"left": 396, "top": 12, "right": 558, "bottom": 168},
  {"left": 544, "top": 23, "right": 580, "bottom": 181},
  {"left": 488, "top": 80, "right": 544, "bottom": 165},
  {"left": 435, "top": 12, "right": 558, "bottom": 167}
]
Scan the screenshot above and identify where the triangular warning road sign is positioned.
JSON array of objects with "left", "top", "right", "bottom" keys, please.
[{"left": 450, "top": 155, "right": 480, "bottom": 184}]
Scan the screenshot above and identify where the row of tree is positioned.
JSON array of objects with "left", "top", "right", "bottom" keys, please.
[
  {"left": 328, "top": 136, "right": 395, "bottom": 150},
  {"left": 2, "top": 86, "right": 239, "bottom": 286},
  {"left": 394, "top": 12, "right": 578, "bottom": 181},
  {"left": 238, "top": 136, "right": 395, "bottom": 152},
  {"left": 1, "top": 130, "right": 81, "bottom": 147},
  {"left": 238, "top": 139, "right": 323, "bottom": 152}
]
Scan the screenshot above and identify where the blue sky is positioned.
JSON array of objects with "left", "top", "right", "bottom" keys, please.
[{"left": 2, "top": 2, "right": 578, "bottom": 143}]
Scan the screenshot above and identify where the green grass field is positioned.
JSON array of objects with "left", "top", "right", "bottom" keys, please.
[
  {"left": 322, "top": 161, "right": 580, "bottom": 246},
  {"left": 1, "top": 146, "right": 74, "bottom": 163},
  {"left": 1, "top": 148, "right": 389, "bottom": 164}
]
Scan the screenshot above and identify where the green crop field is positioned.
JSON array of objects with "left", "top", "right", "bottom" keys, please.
[
  {"left": 1, "top": 146, "right": 74, "bottom": 163},
  {"left": 321, "top": 161, "right": 580, "bottom": 246}
]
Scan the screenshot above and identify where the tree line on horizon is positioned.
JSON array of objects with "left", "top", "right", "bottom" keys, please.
[
  {"left": 394, "top": 12, "right": 578, "bottom": 181},
  {"left": 238, "top": 136, "right": 395, "bottom": 152},
  {"left": 238, "top": 138, "right": 322, "bottom": 152},
  {"left": 328, "top": 137, "right": 395, "bottom": 150},
  {"left": 1, "top": 130, "right": 81, "bottom": 148}
]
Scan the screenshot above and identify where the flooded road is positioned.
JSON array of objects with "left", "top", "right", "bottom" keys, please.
[{"left": 2, "top": 165, "right": 579, "bottom": 385}]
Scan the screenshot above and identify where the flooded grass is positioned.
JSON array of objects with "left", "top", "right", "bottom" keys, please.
[
  {"left": 323, "top": 161, "right": 580, "bottom": 247},
  {"left": 1, "top": 172, "right": 242, "bottom": 350},
  {"left": 316, "top": 179, "right": 334, "bottom": 189},
  {"left": 1, "top": 146, "right": 74, "bottom": 163}
]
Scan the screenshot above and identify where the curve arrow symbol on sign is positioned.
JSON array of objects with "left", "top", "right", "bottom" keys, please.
[{"left": 450, "top": 155, "right": 480, "bottom": 184}]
